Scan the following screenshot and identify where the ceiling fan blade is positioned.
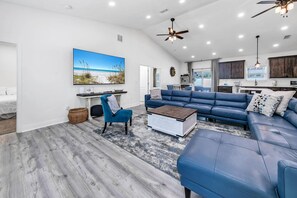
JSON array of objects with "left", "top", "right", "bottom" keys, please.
[
  {"left": 165, "top": 37, "right": 169, "bottom": 41},
  {"left": 157, "top": 34, "right": 170, "bottom": 36},
  {"left": 176, "top": 35, "right": 184, "bottom": 39},
  {"left": 251, "top": 5, "right": 277, "bottom": 18},
  {"left": 257, "top": 1, "right": 277, "bottom": 4},
  {"left": 175, "top": 30, "right": 189, "bottom": 34}
]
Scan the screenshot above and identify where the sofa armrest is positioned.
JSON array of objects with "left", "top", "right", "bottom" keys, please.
[
  {"left": 278, "top": 160, "right": 297, "bottom": 198},
  {"left": 145, "top": 94, "right": 151, "bottom": 104}
]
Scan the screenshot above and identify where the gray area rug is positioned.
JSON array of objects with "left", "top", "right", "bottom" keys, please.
[{"left": 94, "top": 111, "right": 251, "bottom": 179}]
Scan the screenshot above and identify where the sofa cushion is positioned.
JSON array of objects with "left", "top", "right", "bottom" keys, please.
[
  {"left": 287, "top": 98, "right": 297, "bottom": 113},
  {"left": 178, "top": 130, "right": 276, "bottom": 198},
  {"left": 184, "top": 103, "right": 212, "bottom": 114},
  {"left": 190, "top": 92, "right": 215, "bottom": 105},
  {"left": 162, "top": 100, "right": 186, "bottom": 107},
  {"left": 212, "top": 106, "right": 247, "bottom": 121},
  {"left": 248, "top": 112, "right": 297, "bottom": 131},
  {"left": 161, "top": 90, "right": 172, "bottom": 101},
  {"left": 215, "top": 93, "right": 247, "bottom": 109},
  {"left": 283, "top": 110, "right": 297, "bottom": 128},
  {"left": 250, "top": 124, "right": 293, "bottom": 149},
  {"left": 259, "top": 142, "right": 297, "bottom": 185},
  {"left": 171, "top": 90, "right": 191, "bottom": 103},
  {"left": 146, "top": 99, "right": 164, "bottom": 107}
]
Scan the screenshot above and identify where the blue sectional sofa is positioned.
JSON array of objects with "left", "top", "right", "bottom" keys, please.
[
  {"left": 145, "top": 90, "right": 297, "bottom": 198},
  {"left": 178, "top": 129, "right": 297, "bottom": 198},
  {"left": 145, "top": 90, "right": 249, "bottom": 127}
]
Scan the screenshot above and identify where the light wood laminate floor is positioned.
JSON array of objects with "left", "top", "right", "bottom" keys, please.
[{"left": 0, "top": 120, "right": 200, "bottom": 198}]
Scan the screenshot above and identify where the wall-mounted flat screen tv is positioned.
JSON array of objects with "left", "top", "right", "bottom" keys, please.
[{"left": 73, "top": 48, "right": 125, "bottom": 85}]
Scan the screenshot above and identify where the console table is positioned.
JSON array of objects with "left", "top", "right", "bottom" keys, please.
[{"left": 76, "top": 91, "right": 127, "bottom": 120}]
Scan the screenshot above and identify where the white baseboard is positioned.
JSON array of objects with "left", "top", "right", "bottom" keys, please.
[{"left": 19, "top": 117, "right": 68, "bottom": 133}]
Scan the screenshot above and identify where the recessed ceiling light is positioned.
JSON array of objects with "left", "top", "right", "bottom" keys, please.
[
  {"left": 179, "top": 0, "right": 186, "bottom": 4},
  {"left": 237, "top": 12, "right": 245, "bottom": 18},
  {"left": 108, "top": 1, "right": 116, "bottom": 7},
  {"left": 273, "top": 43, "right": 279, "bottom": 47},
  {"left": 191, "top": 55, "right": 195, "bottom": 58},
  {"left": 146, "top": 15, "right": 151, "bottom": 19},
  {"left": 206, "top": 41, "right": 211, "bottom": 45},
  {"left": 183, "top": 46, "right": 187, "bottom": 49},
  {"left": 239, "top": 49, "right": 244, "bottom": 52},
  {"left": 281, "top": 26, "right": 288, "bottom": 31},
  {"left": 199, "top": 24, "right": 204, "bottom": 29},
  {"left": 238, "top": 34, "right": 244, "bottom": 39},
  {"left": 212, "top": 52, "right": 216, "bottom": 56},
  {"left": 64, "top": 5, "right": 73, "bottom": 9}
]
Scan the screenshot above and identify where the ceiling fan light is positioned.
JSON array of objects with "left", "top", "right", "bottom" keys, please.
[
  {"left": 173, "top": 36, "right": 177, "bottom": 40},
  {"left": 287, "top": 3, "right": 294, "bottom": 10},
  {"left": 275, "top": 6, "right": 281, "bottom": 13},
  {"left": 280, "top": 7, "right": 287, "bottom": 14}
]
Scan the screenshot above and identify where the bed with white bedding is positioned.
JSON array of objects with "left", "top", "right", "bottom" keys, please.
[{"left": 0, "top": 95, "right": 17, "bottom": 118}]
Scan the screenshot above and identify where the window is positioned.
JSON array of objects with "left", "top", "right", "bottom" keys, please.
[
  {"left": 247, "top": 66, "right": 267, "bottom": 80},
  {"left": 193, "top": 69, "right": 212, "bottom": 88}
]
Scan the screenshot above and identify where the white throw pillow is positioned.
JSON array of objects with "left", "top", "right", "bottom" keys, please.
[
  {"left": 150, "top": 89, "right": 162, "bottom": 100},
  {"left": 246, "top": 94, "right": 261, "bottom": 112},
  {"left": 107, "top": 95, "right": 121, "bottom": 114},
  {"left": 6, "top": 87, "right": 16, "bottom": 95},
  {"left": 261, "top": 89, "right": 296, "bottom": 116},
  {"left": 258, "top": 94, "right": 283, "bottom": 117},
  {"left": 0, "top": 87, "right": 6, "bottom": 95}
]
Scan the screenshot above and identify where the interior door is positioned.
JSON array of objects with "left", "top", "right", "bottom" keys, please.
[{"left": 140, "top": 66, "right": 149, "bottom": 102}]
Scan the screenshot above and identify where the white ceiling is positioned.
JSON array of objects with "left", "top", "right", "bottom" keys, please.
[{"left": 2, "top": 0, "right": 297, "bottom": 62}]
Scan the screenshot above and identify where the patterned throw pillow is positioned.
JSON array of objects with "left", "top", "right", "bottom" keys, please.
[
  {"left": 258, "top": 94, "right": 283, "bottom": 117},
  {"left": 246, "top": 94, "right": 261, "bottom": 112},
  {"left": 150, "top": 89, "right": 162, "bottom": 100},
  {"left": 261, "top": 89, "right": 296, "bottom": 116}
]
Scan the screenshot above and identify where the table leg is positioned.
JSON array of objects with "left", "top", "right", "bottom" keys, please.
[{"left": 87, "top": 98, "right": 93, "bottom": 120}]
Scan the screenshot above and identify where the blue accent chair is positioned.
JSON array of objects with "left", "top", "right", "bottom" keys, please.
[
  {"left": 167, "top": 85, "right": 174, "bottom": 90},
  {"left": 100, "top": 95, "right": 133, "bottom": 135},
  {"left": 194, "top": 86, "right": 211, "bottom": 92}
]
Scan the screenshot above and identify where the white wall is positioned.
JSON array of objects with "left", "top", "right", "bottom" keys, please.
[
  {"left": 0, "top": 2, "right": 181, "bottom": 132},
  {"left": 219, "top": 50, "right": 297, "bottom": 88},
  {"left": 0, "top": 43, "right": 17, "bottom": 87}
]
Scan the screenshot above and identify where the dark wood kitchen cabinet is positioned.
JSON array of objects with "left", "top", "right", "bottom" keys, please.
[
  {"left": 219, "top": 60, "right": 245, "bottom": 79},
  {"left": 269, "top": 55, "right": 297, "bottom": 78},
  {"left": 219, "top": 62, "right": 232, "bottom": 79}
]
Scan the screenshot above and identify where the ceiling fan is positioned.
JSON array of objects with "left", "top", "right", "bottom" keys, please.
[
  {"left": 252, "top": 0, "right": 296, "bottom": 18},
  {"left": 156, "top": 18, "right": 189, "bottom": 42}
]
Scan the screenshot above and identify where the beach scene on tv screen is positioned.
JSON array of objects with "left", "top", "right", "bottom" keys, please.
[{"left": 73, "top": 49, "right": 125, "bottom": 84}]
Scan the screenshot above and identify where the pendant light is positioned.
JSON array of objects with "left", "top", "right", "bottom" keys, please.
[{"left": 255, "top": 35, "right": 261, "bottom": 68}]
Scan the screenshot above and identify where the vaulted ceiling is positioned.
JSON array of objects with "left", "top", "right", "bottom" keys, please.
[{"left": 2, "top": 0, "right": 297, "bottom": 62}]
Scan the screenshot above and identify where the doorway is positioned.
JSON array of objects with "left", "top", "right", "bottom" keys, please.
[
  {"left": 0, "top": 42, "right": 17, "bottom": 135},
  {"left": 139, "top": 65, "right": 161, "bottom": 103}
]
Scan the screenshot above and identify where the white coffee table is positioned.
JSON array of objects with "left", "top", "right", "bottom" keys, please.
[{"left": 147, "top": 105, "right": 197, "bottom": 137}]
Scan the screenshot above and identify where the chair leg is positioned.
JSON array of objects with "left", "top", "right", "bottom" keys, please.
[
  {"left": 110, "top": 122, "right": 112, "bottom": 126},
  {"left": 130, "top": 118, "right": 132, "bottom": 126},
  {"left": 185, "top": 187, "right": 191, "bottom": 198},
  {"left": 102, "top": 122, "right": 107, "bottom": 134},
  {"left": 125, "top": 122, "right": 128, "bottom": 135}
]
